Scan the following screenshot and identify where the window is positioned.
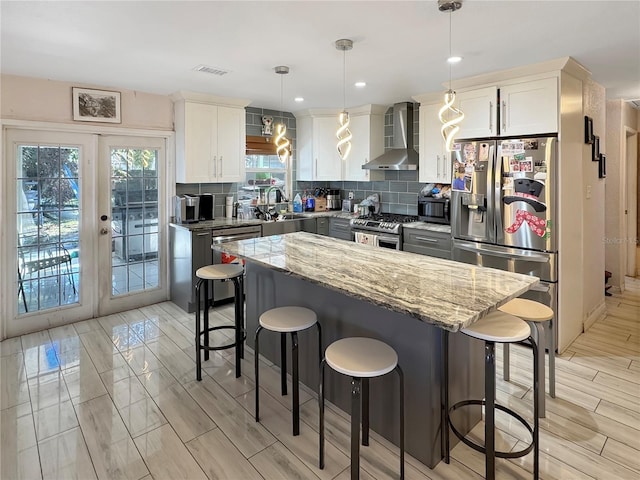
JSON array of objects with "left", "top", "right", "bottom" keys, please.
[{"left": 241, "top": 154, "right": 290, "bottom": 204}]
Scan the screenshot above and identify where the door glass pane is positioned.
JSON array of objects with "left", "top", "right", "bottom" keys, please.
[
  {"left": 17, "top": 144, "right": 79, "bottom": 314},
  {"left": 110, "top": 148, "right": 159, "bottom": 296}
]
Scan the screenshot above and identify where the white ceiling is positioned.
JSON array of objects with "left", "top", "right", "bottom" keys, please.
[{"left": 2, "top": 1, "right": 639, "bottom": 112}]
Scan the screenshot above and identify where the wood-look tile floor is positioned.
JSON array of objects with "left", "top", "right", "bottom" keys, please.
[{"left": 1, "top": 278, "right": 638, "bottom": 479}]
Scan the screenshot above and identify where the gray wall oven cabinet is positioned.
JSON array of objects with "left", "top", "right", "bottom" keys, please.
[
  {"left": 329, "top": 217, "right": 352, "bottom": 241},
  {"left": 402, "top": 228, "right": 452, "bottom": 259}
]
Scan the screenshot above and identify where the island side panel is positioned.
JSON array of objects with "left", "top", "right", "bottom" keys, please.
[{"left": 245, "top": 262, "right": 484, "bottom": 468}]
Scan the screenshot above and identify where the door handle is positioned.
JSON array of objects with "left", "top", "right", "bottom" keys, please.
[
  {"left": 436, "top": 155, "right": 440, "bottom": 178},
  {"left": 212, "top": 156, "right": 217, "bottom": 178},
  {"left": 100, "top": 227, "right": 109, "bottom": 235},
  {"left": 315, "top": 158, "right": 318, "bottom": 178},
  {"left": 219, "top": 156, "right": 223, "bottom": 178},
  {"left": 501, "top": 101, "right": 507, "bottom": 132},
  {"left": 489, "top": 101, "right": 493, "bottom": 133}
]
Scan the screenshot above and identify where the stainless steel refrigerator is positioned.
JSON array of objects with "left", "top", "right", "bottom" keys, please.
[{"left": 451, "top": 136, "right": 558, "bottom": 330}]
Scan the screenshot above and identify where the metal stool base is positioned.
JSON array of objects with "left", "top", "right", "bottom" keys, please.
[
  {"left": 448, "top": 399, "right": 534, "bottom": 459},
  {"left": 195, "top": 273, "right": 245, "bottom": 381}
]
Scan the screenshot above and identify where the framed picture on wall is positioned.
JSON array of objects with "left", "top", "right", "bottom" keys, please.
[
  {"left": 72, "top": 87, "right": 121, "bottom": 123},
  {"left": 592, "top": 136, "right": 600, "bottom": 161},
  {"left": 584, "top": 116, "right": 593, "bottom": 144},
  {"left": 599, "top": 154, "right": 606, "bottom": 178}
]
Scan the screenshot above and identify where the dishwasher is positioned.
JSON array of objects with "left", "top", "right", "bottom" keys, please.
[{"left": 210, "top": 225, "right": 261, "bottom": 303}]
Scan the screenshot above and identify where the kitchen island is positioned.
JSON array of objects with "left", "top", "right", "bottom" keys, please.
[{"left": 215, "top": 232, "right": 538, "bottom": 468}]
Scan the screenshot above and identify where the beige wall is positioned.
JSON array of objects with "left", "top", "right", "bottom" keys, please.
[
  {"left": 581, "top": 79, "right": 606, "bottom": 329},
  {"left": 605, "top": 100, "right": 639, "bottom": 289},
  {"left": 1, "top": 74, "right": 173, "bottom": 130}
]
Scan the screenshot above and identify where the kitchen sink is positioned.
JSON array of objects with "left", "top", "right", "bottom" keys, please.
[{"left": 261, "top": 215, "right": 317, "bottom": 236}]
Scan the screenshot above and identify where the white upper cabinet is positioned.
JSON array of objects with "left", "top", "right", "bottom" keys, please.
[
  {"left": 297, "top": 106, "right": 385, "bottom": 182},
  {"left": 343, "top": 105, "right": 386, "bottom": 182},
  {"left": 454, "top": 86, "right": 498, "bottom": 139},
  {"left": 499, "top": 77, "right": 558, "bottom": 136},
  {"left": 297, "top": 113, "right": 342, "bottom": 181},
  {"left": 173, "top": 92, "right": 249, "bottom": 183},
  {"left": 451, "top": 77, "right": 558, "bottom": 139},
  {"left": 419, "top": 102, "right": 451, "bottom": 184}
]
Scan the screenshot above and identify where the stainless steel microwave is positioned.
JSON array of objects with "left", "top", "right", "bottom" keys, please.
[{"left": 418, "top": 196, "right": 450, "bottom": 224}]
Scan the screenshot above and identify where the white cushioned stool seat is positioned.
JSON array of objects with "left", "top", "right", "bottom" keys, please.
[
  {"left": 461, "top": 311, "right": 530, "bottom": 343},
  {"left": 325, "top": 337, "right": 398, "bottom": 378},
  {"left": 499, "top": 298, "right": 554, "bottom": 322},
  {"left": 196, "top": 264, "right": 243, "bottom": 281},
  {"left": 259, "top": 306, "right": 317, "bottom": 333}
]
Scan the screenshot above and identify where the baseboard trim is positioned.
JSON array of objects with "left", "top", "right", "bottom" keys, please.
[{"left": 584, "top": 301, "right": 607, "bottom": 331}]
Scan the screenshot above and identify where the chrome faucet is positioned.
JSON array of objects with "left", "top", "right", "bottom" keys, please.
[{"left": 264, "top": 186, "right": 288, "bottom": 213}]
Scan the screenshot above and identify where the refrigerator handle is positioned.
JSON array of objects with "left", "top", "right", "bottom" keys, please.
[{"left": 494, "top": 143, "right": 504, "bottom": 244}]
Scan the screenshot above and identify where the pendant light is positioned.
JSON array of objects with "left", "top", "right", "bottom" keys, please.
[
  {"left": 438, "top": 0, "right": 465, "bottom": 152},
  {"left": 335, "top": 39, "right": 353, "bottom": 160},
  {"left": 274, "top": 65, "right": 291, "bottom": 164}
]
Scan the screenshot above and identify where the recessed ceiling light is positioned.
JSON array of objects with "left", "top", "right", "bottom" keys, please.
[
  {"left": 447, "top": 56, "right": 462, "bottom": 64},
  {"left": 354, "top": 81, "right": 367, "bottom": 88},
  {"left": 294, "top": 97, "right": 304, "bottom": 102}
]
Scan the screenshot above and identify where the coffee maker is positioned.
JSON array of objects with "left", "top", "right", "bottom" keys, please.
[
  {"left": 174, "top": 195, "right": 200, "bottom": 223},
  {"left": 326, "top": 189, "right": 342, "bottom": 210}
]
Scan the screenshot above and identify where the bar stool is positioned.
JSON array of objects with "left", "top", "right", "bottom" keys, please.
[
  {"left": 443, "top": 311, "right": 539, "bottom": 480},
  {"left": 499, "top": 298, "right": 555, "bottom": 418},
  {"left": 319, "top": 337, "right": 404, "bottom": 480},
  {"left": 194, "top": 263, "right": 245, "bottom": 381},
  {"left": 254, "top": 306, "right": 321, "bottom": 436}
]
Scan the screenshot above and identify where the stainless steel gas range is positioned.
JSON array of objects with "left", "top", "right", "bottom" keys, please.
[{"left": 350, "top": 213, "right": 419, "bottom": 250}]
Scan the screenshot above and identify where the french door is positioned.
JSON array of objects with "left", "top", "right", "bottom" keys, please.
[
  {"left": 3, "top": 129, "right": 168, "bottom": 337},
  {"left": 97, "top": 135, "right": 167, "bottom": 315}
]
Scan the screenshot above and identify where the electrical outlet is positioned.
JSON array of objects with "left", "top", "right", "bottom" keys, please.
[
  {"left": 586, "top": 185, "right": 592, "bottom": 199},
  {"left": 348, "top": 191, "right": 354, "bottom": 200}
]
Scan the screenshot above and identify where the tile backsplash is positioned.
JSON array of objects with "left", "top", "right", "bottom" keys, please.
[{"left": 176, "top": 102, "right": 434, "bottom": 217}]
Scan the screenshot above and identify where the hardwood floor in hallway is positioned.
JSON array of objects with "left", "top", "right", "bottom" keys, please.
[{"left": 1, "top": 278, "right": 638, "bottom": 479}]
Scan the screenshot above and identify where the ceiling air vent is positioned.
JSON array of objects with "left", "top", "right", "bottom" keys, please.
[{"left": 193, "top": 65, "right": 229, "bottom": 76}]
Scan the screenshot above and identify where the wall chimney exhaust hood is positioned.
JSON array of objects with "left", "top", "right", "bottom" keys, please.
[{"left": 363, "top": 102, "right": 418, "bottom": 170}]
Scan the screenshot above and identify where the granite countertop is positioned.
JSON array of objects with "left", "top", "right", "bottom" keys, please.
[
  {"left": 170, "top": 210, "right": 355, "bottom": 231},
  {"left": 170, "top": 218, "right": 264, "bottom": 231},
  {"left": 214, "top": 231, "right": 538, "bottom": 332},
  {"left": 403, "top": 222, "right": 452, "bottom": 234}
]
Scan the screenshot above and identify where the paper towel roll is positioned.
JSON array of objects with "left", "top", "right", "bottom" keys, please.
[
  {"left": 226, "top": 205, "right": 233, "bottom": 218},
  {"left": 226, "top": 196, "right": 234, "bottom": 206}
]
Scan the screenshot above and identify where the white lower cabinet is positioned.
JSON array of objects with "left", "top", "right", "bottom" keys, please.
[{"left": 419, "top": 103, "right": 451, "bottom": 184}]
